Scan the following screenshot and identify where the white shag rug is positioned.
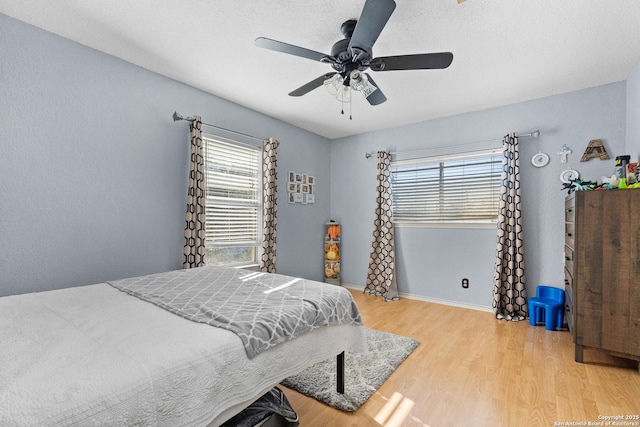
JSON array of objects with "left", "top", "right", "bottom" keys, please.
[{"left": 281, "top": 327, "right": 419, "bottom": 412}]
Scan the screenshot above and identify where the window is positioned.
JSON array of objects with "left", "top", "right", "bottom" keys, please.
[
  {"left": 203, "top": 135, "right": 262, "bottom": 267},
  {"left": 391, "top": 149, "right": 501, "bottom": 226}
]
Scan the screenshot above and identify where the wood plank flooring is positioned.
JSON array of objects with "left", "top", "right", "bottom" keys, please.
[{"left": 281, "top": 289, "right": 640, "bottom": 427}]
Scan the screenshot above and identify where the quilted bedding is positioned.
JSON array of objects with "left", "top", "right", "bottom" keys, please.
[
  {"left": 0, "top": 267, "right": 367, "bottom": 426},
  {"left": 108, "top": 266, "right": 363, "bottom": 358}
]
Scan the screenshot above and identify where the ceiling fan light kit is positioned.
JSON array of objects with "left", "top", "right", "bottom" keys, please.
[
  {"left": 322, "top": 71, "right": 379, "bottom": 104},
  {"left": 349, "top": 71, "right": 378, "bottom": 98},
  {"left": 324, "top": 74, "right": 352, "bottom": 102},
  {"left": 255, "top": 0, "right": 453, "bottom": 108}
]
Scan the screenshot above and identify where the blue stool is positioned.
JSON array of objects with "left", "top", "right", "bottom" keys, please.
[{"left": 528, "top": 286, "right": 565, "bottom": 331}]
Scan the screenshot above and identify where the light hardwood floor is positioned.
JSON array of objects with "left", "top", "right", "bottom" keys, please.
[{"left": 281, "top": 289, "right": 640, "bottom": 427}]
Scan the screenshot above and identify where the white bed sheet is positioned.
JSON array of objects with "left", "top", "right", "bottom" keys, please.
[{"left": 0, "top": 283, "right": 367, "bottom": 427}]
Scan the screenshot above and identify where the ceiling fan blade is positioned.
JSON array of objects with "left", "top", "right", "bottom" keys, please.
[
  {"left": 363, "top": 73, "right": 387, "bottom": 105},
  {"left": 255, "top": 37, "right": 329, "bottom": 62},
  {"left": 370, "top": 52, "right": 453, "bottom": 71},
  {"left": 348, "top": 0, "right": 396, "bottom": 61},
  {"left": 289, "top": 73, "right": 337, "bottom": 97}
]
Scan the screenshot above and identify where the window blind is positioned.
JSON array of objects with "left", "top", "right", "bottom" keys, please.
[
  {"left": 203, "top": 137, "right": 261, "bottom": 247},
  {"left": 391, "top": 150, "right": 502, "bottom": 223}
]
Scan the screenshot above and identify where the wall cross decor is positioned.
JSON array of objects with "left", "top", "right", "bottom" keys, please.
[{"left": 557, "top": 144, "right": 572, "bottom": 163}]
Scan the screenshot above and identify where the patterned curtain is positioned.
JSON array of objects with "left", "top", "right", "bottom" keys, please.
[
  {"left": 260, "top": 138, "right": 279, "bottom": 273},
  {"left": 183, "top": 116, "right": 206, "bottom": 269},
  {"left": 492, "top": 133, "right": 527, "bottom": 320},
  {"left": 364, "top": 151, "right": 399, "bottom": 301}
]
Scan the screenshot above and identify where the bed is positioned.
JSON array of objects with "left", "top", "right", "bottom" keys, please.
[{"left": 0, "top": 266, "right": 367, "bottom": 426}]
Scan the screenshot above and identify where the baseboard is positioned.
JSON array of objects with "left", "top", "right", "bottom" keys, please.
[{"left": 342, "top": 283, "right": 493, "bottom": 313}]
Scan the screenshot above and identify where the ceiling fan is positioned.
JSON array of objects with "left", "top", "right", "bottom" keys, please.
[{"left": 254, "top": 0, "right": 453, "bottom": 106}]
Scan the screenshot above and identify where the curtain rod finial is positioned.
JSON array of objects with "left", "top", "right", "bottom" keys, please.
[{"left": 172, "top": 111, "right": 182, "bottom": 122}]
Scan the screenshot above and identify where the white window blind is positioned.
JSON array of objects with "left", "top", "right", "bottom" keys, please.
[
  {"left": 391, "top": 149, "right": 502, "bottom": 224},
  {"left": 203, "top": 135, "right": 262, "bottom": 266}
]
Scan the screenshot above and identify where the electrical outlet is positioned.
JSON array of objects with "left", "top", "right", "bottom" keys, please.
[{"left": 462, "top": 278, "right": 469, "bottom": 288}]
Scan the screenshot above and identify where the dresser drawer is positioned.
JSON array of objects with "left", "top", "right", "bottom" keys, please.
[
  {"left": 565, "top": 194, "right": 575, "bottom": 222},
  {"left": 565, "top": 206, "right": 575, "bottom": 223},
  {"left": 564, "top": 265, "right": 573, "bottom": 288},
  {"left": 565, "top": 194, "right": 575, "bottom": 209},
  {"left": 565, "top": 222, "right": 575, "bottom": 248},
  {"left": 564, "top": 283, "right": 572, "bottom": 303},
  {"left": 565, "top": 298, "right": 573, "bottom": 335},
  {"left": 564, "top": 245, "right": 574, "bottom": 274},
  {"left": 565, "top": 267, "right": 573, "bottom": 336}
]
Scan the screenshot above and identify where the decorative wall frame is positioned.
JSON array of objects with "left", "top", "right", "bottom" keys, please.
[
  {"left": 287, "top": 170, "right": 315, "bottom": 204},
  {"left": 560, "top": 168, "right": 580, "bottom": 183},
  {"left": 531, "top": 152, "right": 550, "bottom": 168}
]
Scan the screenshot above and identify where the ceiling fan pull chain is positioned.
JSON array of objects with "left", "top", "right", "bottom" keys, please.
[{"left": 349, "top": 88, "right": 353, "bottom": 120}]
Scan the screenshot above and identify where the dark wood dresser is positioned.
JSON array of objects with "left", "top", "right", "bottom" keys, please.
[{"left": 564, "top": 190, "right": 640, "bottom": 371}]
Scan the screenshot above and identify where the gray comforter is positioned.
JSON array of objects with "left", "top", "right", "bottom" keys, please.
[{"left": 108, "top": 266, "right": 362, "bottom": 359}]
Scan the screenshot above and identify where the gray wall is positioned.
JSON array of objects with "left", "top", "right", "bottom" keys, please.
[
  {"left": 2, "top": 13, "right": 636, "bottom": 307},
  {"left": 330, "top": 83, "right": 627, "bottom": 307},
  {"left": 627, "top": 60, "right": 640, "bottom": 160},
  {"left": 0, "top": 14, "right": 331, "bottom": 297}
]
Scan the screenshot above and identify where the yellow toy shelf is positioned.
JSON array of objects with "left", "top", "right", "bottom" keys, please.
[{"left": 324, "top": 220, "right": 341, "bottom": 285}]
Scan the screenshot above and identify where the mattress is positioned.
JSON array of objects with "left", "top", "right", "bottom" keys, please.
[{"left": 0, "top": 279, "right": 367, "bottom": 426}]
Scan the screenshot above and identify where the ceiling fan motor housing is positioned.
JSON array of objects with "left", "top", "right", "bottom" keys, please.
[
  {"left": 330, "top": 41, "right": 371, "bottom": 75},
  {"left": 340, "top": 19, "right": 357, "bottom": 38},
  {"left": 331, "top": 38, "right": 353, "bottom": 63},
  {"left": 332, "top": 20, "right": 374, "bottom": 67}
]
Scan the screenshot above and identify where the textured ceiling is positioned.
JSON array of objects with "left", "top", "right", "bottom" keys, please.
[{"left": 2, "top": 0, "right": 640, "bottom": 139}]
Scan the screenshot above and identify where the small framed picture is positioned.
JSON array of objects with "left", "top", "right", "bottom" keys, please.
[{"left": 285, "top": 170, "right": 317, "bottom": 204}]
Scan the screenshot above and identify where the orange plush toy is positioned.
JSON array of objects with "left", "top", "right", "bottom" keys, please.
[{"left": 327, "top": 223, "right": 341, "bottom": 240}]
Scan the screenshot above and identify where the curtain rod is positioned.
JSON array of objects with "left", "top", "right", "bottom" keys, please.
[
  {"left": 364, "top": 130, "right": 541, "bottom": 159},
  {"left": 172, "top": 111, "right": 265, "bottom": 142}
]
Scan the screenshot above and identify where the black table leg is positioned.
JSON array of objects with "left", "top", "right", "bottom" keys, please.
[{"left": 337, "top": 351, "right": 345, "bottom": 394}]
